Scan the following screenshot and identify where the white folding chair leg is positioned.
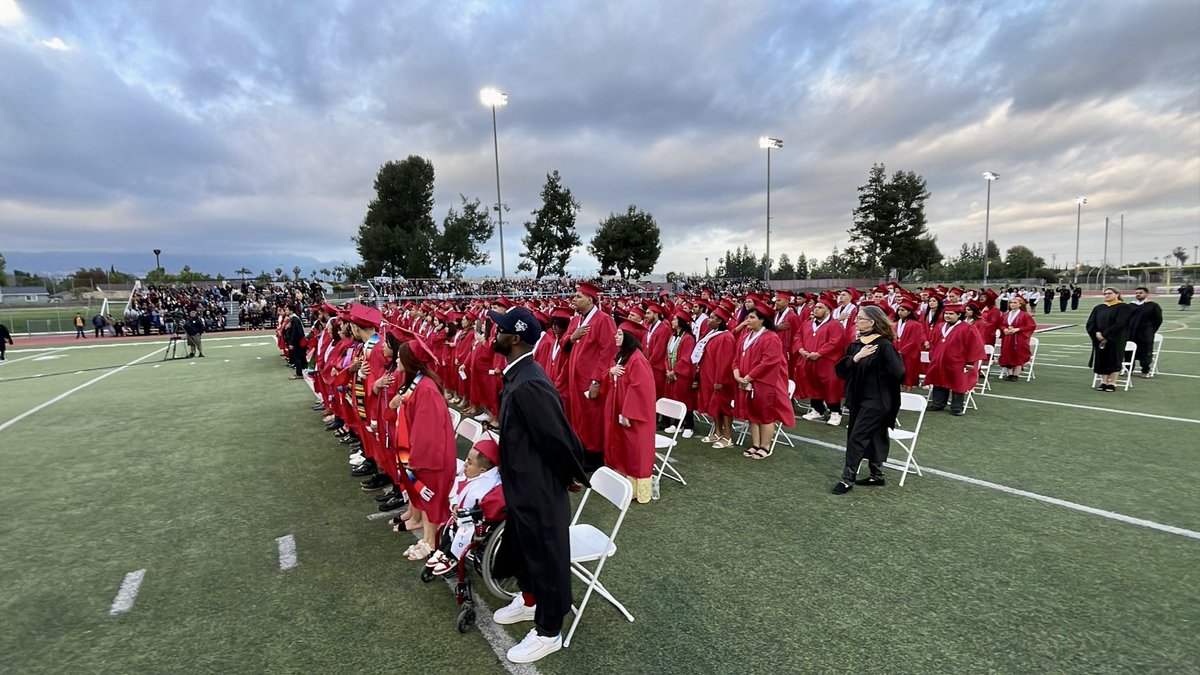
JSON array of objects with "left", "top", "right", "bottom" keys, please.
[
  {"left": 655, "top": 448, "right": 686, "bottom": 486},
  {"left": 564, "top": 558, "right": 635, "bottom": 648},
  {"left": 769, "top": 422, "right": 794, "bottom": 451}
]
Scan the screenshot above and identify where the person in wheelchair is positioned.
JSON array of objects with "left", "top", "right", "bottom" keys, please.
[{"left": 425, "top": 437, "right": 504, "bottom": 576}]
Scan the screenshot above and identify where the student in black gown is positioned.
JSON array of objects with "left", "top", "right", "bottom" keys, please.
[
  {"left": 1086, "top": 287, "right": 1132, "bottom": 392},
  {"left": 832, "top": 305, "right": 905, "bottom": 494}
]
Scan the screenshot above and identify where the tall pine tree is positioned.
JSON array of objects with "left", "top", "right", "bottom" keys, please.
[
  {"left": 353, "top": 156, "right": 438, "bottom": 278},
  {"left": 517, "top": 171, "right": 582, "bottom": 278}
]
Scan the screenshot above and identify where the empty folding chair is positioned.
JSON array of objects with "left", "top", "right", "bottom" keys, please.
[
  {"left": 448, "top": 407, "right": 462, "bottom": 433},
  {"left": 455, "top": 417, "right": 483, "bottom": 445},
  {"left": 1024, "top": 337, "right": 1039, "bottom": 381},
  {"left": 654, "top": 398, "right": 687, "bottom": 487},
  {"left": 564, "top": 466, "right": 635, "bottom": 648},
  {"left": 885, "top": 392, "right": 927, "bottom": 486},
  {"left": 964, "top": 345, "right": 994, "bottom": 410}
]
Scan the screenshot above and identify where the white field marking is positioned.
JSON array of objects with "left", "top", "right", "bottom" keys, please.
[
  {"left": 256, "top": 356, "right": 263, "bottom": 360},
  {"left": 0, "top": 346, "right": 163, "bottom": 434},
  {"left": 1160, "top": 349, "right": 1200, "bottom": 354},
  {"left": 1034, "top": 362, "right": 1200, "bottom": 379},
  {"left": 153, "top": 364, "right": 161, "bottom": 368},
  {"left": 239, "top": 342, "right": 271, "bottom": 347},
  {"left": 276, "top": 534, "right": 298, "bottom": 571},
  {"left": 783, "top": 432, "right": 1200, "bottom": 541},
  {"left": 224, "top": 359, "right": 231, "bottom": 362},
  {"left": 367, "top": 509, "right": 401, "bottom": 521},
  {"left": 0, "top": 348, "right": 66, "bottom": 365},
  {"left": 975, "top": 392, "right": 1200, "bottom": 424},
  {"left": 32, "top": 354, "right": 66, "bottom": 361},
  {"left": 2, "top": 334, "right": 270, "bottom": 355},
  {"left": 109, "top": 569, "right": 147, "bottom": 616}
]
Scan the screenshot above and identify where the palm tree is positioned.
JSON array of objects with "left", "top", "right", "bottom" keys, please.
[
  {"left": 1172, "top": 246, "right": 1189, "bottom": 267},
  {"left": 292, "top": 265, "right": 302, "bottom": 280},
  {"left": 235, "top": 266, "right": 252, "bottom": 283}
]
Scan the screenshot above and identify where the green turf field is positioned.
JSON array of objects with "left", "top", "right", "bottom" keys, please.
[
  {"left": 1, "top": 302, "right": 1198, "bottom": 675},
  {"left": 0, "top": 304, "right": 103, "bottom": 334}
]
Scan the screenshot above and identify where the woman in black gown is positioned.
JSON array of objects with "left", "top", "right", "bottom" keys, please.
[
  {"left": 1086, "top": 287, "right": 1132, "bottom": 392},
  {"left": 832, "top": 305, "right": 906, "bottom": 494}
]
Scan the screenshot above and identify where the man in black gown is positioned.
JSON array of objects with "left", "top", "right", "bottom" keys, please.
[
  {"left": 488, "top": 307, "right": 589, "bottom": 664},
  {"left": 1128, "top": 287, "right": 1163, "bottom": 377}
]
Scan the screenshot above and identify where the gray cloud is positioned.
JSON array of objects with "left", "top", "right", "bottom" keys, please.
[{"left": 1, "top": 0, "right": 1196, "bottom": 278}]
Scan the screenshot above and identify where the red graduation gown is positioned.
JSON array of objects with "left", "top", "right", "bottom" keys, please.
[
  {"left": 792, "top": 318, "right": 845, "bottom": 403},
  {"left": 602, "top": 349, "right": 657, "bottom": 479},
  {"left": 403, "top": 375, "right": 456, "bottom": 523},
  {"left": 893, "top": 318, "right": 929, "bottom": 388},
  {"left": 565, "top": 309, "right": 618, "bottom": 453},
  {"left": 735, "top": 329, "right": 795, "bottom": 426},
  {"left": 663, "top": 331, "right": 697, "bottom": 410},
  {"left": 998, "top": 309, "right": 1036, "bottom": 367},
  {"left": 773, "top": 307, "right": 798, "bottom": 370},
  {"left": 698, "top": 330, "right": 736, "bottom": 418},
  {"left": 644, "top": 321, "right": 669, "bottom": 399},
  {"left": 925, "top": 321, "right": 986, "bottom": 394}
]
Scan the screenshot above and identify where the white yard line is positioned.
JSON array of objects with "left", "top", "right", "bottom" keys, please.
[
  {"left": 276, "top": 534, "right": 298, "bottom": 571},
  {"left": 783, "top": 432, "right": 1200, "bottom": 540},
  {"left": 109, "top": 569, "right": 147, "bottom": 616},
  {"left": 0, "top": 348, "right": 65, "bottom": 365},
  {"left": 0, "top": 346, "right": 163, "bottom": 434},
  {"left": 1032, "top": 362, "right": 1200, "bottom": 379},
  {"left": 976, "top": 392, "right": 1200, "bottom": 423}
]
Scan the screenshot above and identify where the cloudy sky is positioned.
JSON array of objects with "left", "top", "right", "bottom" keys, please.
[{"left": 1, "top": 0, "right": 1198, "bottom": 277}]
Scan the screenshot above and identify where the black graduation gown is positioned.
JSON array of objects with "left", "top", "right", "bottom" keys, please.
[
  {"left": 835, "top": 337, "right": 905, "bottom": 481},
  {"left": 496, "top": 354, "right": 589, "bottom": 633},
  {"left": 1085, "top": 302, "right": 1132, "bottom": 374}
]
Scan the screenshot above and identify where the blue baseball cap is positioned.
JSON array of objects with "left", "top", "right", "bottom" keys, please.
[{"left": 487, "top": 307, "right": 543, "bottom": 345}]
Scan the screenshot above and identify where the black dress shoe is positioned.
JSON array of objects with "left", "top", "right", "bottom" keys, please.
[
  {"left": 832, "top": 481, "right": 853, "bottom": 495},
  {"left": 855, "top": 476, "right": 885, "bottom": 486},
  {"left": 926, "top": 405, "right": 945, "bottom": 412},
  {"left": 374, "top": 488, "right": 397, "bottom": 502},
  {"left": 350, "top": 461, "right": 377, "bottom": 477},
  {"left": 312, "top": 403, "right": 325, "bottom": 411},
  {"left": 339, "top": 435, "right": 357, "bottom": 445},
  {"left": 325, "top": 420, "right": 344, "bottom": 431},
  {"left": 951, "top": 409, "right": 965, "bottom": 416},
  {"left": 360, "top": 473, "right": 393, "bottom": 492},
  {"left": 378, "top": 496, "right": 406, "bottom": 511}
]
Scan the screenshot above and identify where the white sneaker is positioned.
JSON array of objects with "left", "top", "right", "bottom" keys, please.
[
  {"left": 802, "top": 409, "right": 824, "bottom": 422},
  {"left": 663, "top": 425, "right": 679, "bottom": 434},
  {"left": 826, "top": 413, "right": 842, "bottom": 426},
  {"left": 473, "top": 412, "right": 491, "bottom": 422},
  {"left": 493, "top": 595, "right": 537, "bottom": 625},
  {"left": 507, "top": 629, "right": 562, "bottom": 664},
  {"left": 682, "top": 429, "right": 694, "bottom": 439},
  {"left": 348, "top": 452, "right": 365, "bottom": 465}
]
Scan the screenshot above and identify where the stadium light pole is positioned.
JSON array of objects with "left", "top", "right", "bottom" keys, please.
[
  {"left": 759, "top": 136, "right": 783, "bottom": 282},
  {"left": 982, "top": 172, "right": 999, "bottom": 287},
  {"left": 480, "top": 87, "right": 508, "bottom": 279},
  {"left": 153, "top": 248, "right": 161, "bottom": 273},
  {"left": 1073, "top": 197, "right": 1086, "bottom": 284}
]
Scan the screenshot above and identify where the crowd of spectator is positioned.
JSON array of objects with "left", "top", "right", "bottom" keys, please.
[
  {"left": 235, "top": 280, "right": 325, "bottom": 329},
  {"left": 672, "top": 275, "right": 773, "bottom": 297}
]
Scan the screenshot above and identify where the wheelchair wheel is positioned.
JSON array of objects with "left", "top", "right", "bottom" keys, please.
[
  {"left": 456, "top": 607, "right": 475, "bottom": 633},
  {"left": 480, "top": 521, "right": 521, "bottom": 601}
]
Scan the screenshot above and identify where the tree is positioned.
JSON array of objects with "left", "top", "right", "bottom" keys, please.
[
  {"left": 1004, "top": 245, "right": 1045, "bottom": 279},
  {"left": 518, "top": 171, "right": 582, "bottom": 278},
  {"left": 588, "top": 205, "right": 662, "bottom": 279},
  {"left": 717, "top": 245, "right": 759, "bottom": 278},
  {"left": 847, "top": 164, "right": 933, "bottom": 277},
  {"left": 319, "top": 268, "right": 331, "bottom": 280},
  {"left": 274, "top": 267, "right": 283, "bottom": 280},
  {"left": 433, "top": 195, "right": 494, "bottom": 279},
  {"left": 795, "top": 253, "right": 809, "bottom": 280},
  {"left": 353, "top": 155, "right": 438, "bottom": 278},
  {"left": 0, "top": 251, "right": 7, "bottom": 286},
  {"left": 775, "top": 253, "right": 795, "bottom": 280},
  {"left": 235, "top": 267, "right": 252, "bottom": 282},
  {"left": 292, "top": 266, "right": 302, "bottom": 281},
  {"left": 1173, "top": 246, "right": 1189, "bottom": 266}
]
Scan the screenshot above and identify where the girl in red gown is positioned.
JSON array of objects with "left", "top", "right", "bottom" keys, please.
[
  {"left": 697, "top": 308, "right": 736, "bottom": 448},
  {"left": 602, "top": 318, "right": 657, "bottom": 503},
  {"left": 390, "top": 339, "right": 457, "bottom": 561},
  {"left": 892, "top": 301, "right": 929, "bottom": 390},
  {"left": 663, "top": 308, "right": 698, "bottom": 438},
  {"left": 733, "top": 302, "right": 795, "bottom": 460},
  {"left": 998, "top": 295, "right": 1037, "bottom": 381}
]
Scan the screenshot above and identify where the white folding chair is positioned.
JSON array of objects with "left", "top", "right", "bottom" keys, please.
[
  {"left": 1024, "top": 337, "right": 1039, "bottom": 381},
  {"left": 885, "top": 392, "right": 927, "bottom": 486},
  {"left": 564, "top": 466, "right": 635, "bottom": 648},
  {"left": 654, "top": 398, "right": 687, "bottom": 486},
  {"left": 768, "top": 380, "right": 797, "bottom": 452},
  {"left": 1091, "top": 341, "right": 1137, "bottom": 391},
  {"left": 964, "top": 345, "right": 994, "bottom": 410},
  {"left": 448, "top": 407, "right": 462, "bottom": 433},
  {"left": 455, "top": 417, "right": 482, "bottom": 445},
  {"left": 1148, "top": 333, "right": 1163, "bottom": 377}
]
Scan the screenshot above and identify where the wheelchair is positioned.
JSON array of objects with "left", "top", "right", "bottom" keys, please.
[{"left": 420, "top": 507, "right": 519, "bottom": 633}]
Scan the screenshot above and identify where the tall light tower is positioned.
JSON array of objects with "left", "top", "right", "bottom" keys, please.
[
  {"left": 758, "top": 136, "right": 782, "bottom": 282},
  {"left": 1074, "top": 197, "right": 1087, "bottom": 283},
  {"left": 480, "top": 87, "right": 509, "bottom": 279},
  {"left": 982, "top": 172, "right": 999, "bottom": 287},
  {"left": 152, "top": 248, "right": 162, "bottom": 273}
]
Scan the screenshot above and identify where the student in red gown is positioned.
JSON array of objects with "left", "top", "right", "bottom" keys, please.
[
  {"left": 545, "top": 306, "right": 573, "bottom": 402},
  {"left": 794, "top": 295, "right": 847, "bottom": 426},
  {"left": 772, "top": 291, "right": 798, "bottom": 371},
  {"left": 564, "top": 282, "right": 619, "bottom": 471},
  {"left": 642, "top": 302, "right": 669, "bottom": 400},
  {"left": 602, "top": 317, "right": 657, "bottom": 503},
  {"left": 696, "top": 307, "right": 737, "bottom": 448},
  {"left": 892, "top": 300, "right": 929, "bottom": 391},
  {"left": 392, "top": 338, "right": 457, "bottom": 561},
  {"left": 662, "top": 308, "right": 697, "bottom": 438},
  {"left": 997, "top": 294, "right": 1037, "bottom": 381},
  {"left": 925, "top": 304, "right": 986, "bottom": 416},
  {"left": 733, "top": 302, "right": 795, "bottom": 460}
]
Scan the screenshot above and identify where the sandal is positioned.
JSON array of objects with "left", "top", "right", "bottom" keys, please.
[
  {"left": 405, "top": 540, "right": 433, "bottom": 561},
  {"left": 750, "top": 446, "right": 773, "bottom": 460},
  {"left": 742, "top": 446, "right": 760, "bottom": 458}
]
